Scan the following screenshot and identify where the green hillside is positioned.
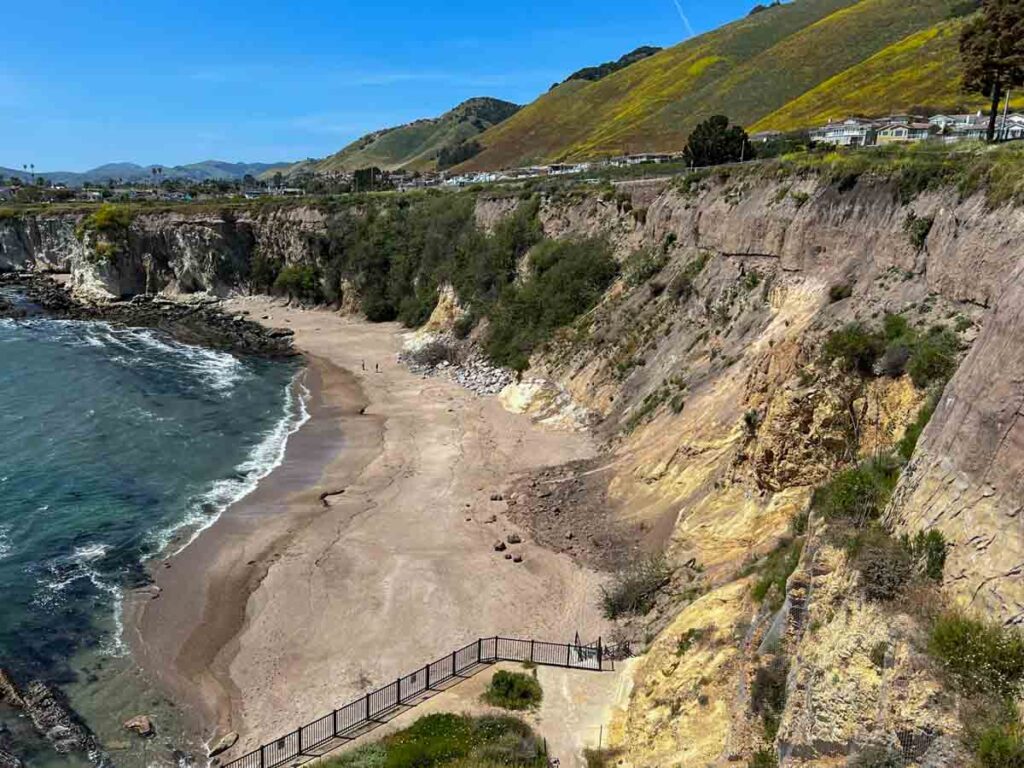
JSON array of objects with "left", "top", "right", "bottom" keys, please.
[
  {"left": 311, "top": 97, "right": 520, "bottom": 173},
  {"left": 753, "top": 18, "right": 1022, "bottom": 132},
  {"left": 459, "top": 0, "right": 974, "bottom": 170}
]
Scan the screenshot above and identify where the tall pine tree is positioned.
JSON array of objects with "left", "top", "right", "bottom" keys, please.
[{"left": 960, "top": 0, "right": 1024, "bottom": 142}]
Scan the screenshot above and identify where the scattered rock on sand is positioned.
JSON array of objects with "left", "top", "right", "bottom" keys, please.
[
  {"left": 209, "top": 732, "right": 239, "bottom": 758},
  {"left": 123, "top": 715, "right": 155, "bottom": 738},
  {"left": 490, "top": 493, "right": 503, "bottom": 501},
  {"left": 484, "top": 515, "right": 497, "bottom": 524},
  {"left": 513, "top": 554, "right": 523, "bottom": 563},
  {"left": 493, "top": 541, "right": 507, "bottom": 552},
  {"left": 507, "top": 533, "right": 522, "bottom": 545}
]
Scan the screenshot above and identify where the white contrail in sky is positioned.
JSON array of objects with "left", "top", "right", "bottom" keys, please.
[{"left": 671, "top": 0, "right": 696, "bottom": 38}]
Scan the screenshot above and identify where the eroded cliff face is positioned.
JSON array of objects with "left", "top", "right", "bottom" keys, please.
[
  {"left": 486, "top": 173, "right": 1022, "bottom": 766},
  {"left": 0, "top": 206, "right": 325, "bottom": 300},
  {"left": 4, "top": 172, "right": 1023, "bottom": 765},
  {"left": 888, "top": 259, "right": 1024, "bottom": 625}
]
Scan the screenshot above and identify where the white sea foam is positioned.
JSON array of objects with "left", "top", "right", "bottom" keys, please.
[
  {"left": 157, "top": 368, "right": 311, "bottom": 556},
  {"left": 134, "top": 328, "right": 246, "bottom": 393},
  {"left": 14, "top": 318, "right": 246, "bottom": 394},
  {"left": 0, "top": 525, "right": 11, "bottom": 561},
  {"left": 34, "top": 542, "right": 128, "bottom": 656}
]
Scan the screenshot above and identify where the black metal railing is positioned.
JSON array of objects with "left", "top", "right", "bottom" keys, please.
[{"left": 221, "top": 635, "right": 610, "bottom": 768}]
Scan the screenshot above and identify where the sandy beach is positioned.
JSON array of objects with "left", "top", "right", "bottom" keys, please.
[{"left": 127, "top": 298, "right": 612, "bottom": 760}]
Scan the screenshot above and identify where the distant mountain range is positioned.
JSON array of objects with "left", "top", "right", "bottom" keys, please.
[{"left": 0, "top": 160, "right": 291, "bottom": 187}]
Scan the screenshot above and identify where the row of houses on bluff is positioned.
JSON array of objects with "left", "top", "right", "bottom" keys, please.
[{"left": 797, "top": 112, "right": 1024, "bottom": 147}]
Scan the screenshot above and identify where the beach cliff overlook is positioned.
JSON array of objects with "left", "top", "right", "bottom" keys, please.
[{"left": 5, "top": 147, "right": 1024, "bottom": 764}]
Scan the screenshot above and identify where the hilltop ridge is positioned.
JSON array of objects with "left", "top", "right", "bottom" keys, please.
[
  {"left": 456, "top": 0, "right": 981, "bottom": 170},
  {"left": 279, "top": 97, "right": 521, "bottom": 176}
]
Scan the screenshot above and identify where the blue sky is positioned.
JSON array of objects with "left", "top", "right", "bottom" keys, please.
[{"left": 2, "top": 1, "right": 753, "bottom": 171}]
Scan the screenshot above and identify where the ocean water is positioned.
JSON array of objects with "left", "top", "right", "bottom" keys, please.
[{"left": 0, "top": 309, "right": 307, "bottom": 764}]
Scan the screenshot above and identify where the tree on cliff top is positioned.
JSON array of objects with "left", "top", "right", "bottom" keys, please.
[
  {"left": 682, "top": 115, "right": 751, "bottom": 168},
  {"left": 960, "top": 0, "right": 1024, "bottom": 142}
]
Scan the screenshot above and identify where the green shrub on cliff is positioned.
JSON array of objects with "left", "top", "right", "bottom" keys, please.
[
  {"left": 485, "top": 238, "right": 618, "bottom": 371},
  {"left": 811, "top": 454, "right": 901, "bottom": 525},
  {"left": 74, "top": 203, "right": 136, "bottom": 263},
  {"left": 929, "top": 612, "right": 1024, "bottom": 698},
  {"left": 601, "top": 555, "right": 671, "bottom": 619},
  {"left": 906, "top": 327, "right": 960, "bottom": 388},
  {"left": 274, "top": 264, "right": 321, "bottom": 303},
  {"left": 750, "top": 536, "right": 804, "bottom": 611},
  {"left": 820, "top": 323, "right": 885, "bottom": 374},
  {"left": 75, "top": 203, "right": 135, "bottom": 241}
]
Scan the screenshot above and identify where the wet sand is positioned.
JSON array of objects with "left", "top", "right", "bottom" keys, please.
[{"left": 128, "top": 301, "right": 610, "bottom": 760}]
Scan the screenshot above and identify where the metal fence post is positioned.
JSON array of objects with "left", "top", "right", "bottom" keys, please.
[
  {"left": 566, "top": 642, "right": 571, "bottom": 667},
  {"left": 530, "top": 639, "right": 535, "bottom": 663},
  {"left": 297, "top": 727, "right": 302, "bottom": 755},
  {"left": 451, "top": 649, "right": 457, "bottom": 676},
  {"left": 332, "top": 708, "right": 338, "bottom": 737},
  {"left": 365, "top": 691, "right": 371, "bottom": 720},
  {"left": 598, "top": 636, "right": 603, "bottom": 670},
  {"left": 396, "top": 677, "right": 402, "bottom": 704},
  {"left": 259, "top": 745, "right": 265, "bottom": 768},
  {"left": 425, "top": 663, "right": 431, "bottom": 690}
]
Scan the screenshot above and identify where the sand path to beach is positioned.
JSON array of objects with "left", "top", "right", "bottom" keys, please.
[{"left": 128, "top": 299, "right": 612, "bottom": 760}]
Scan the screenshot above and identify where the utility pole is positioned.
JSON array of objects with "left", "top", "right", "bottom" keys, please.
[{"left": 1000, "top": 90, "right": 1012, "bottom": 142}]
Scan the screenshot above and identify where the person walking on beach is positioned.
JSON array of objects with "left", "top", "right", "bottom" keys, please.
[{"left": 361, "top": 360, "right": 365, "bottom": 371}]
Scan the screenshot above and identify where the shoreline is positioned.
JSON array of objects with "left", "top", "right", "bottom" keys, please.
[
  {"left": 129, "top": 298, "right": 611, "bottom": 762},
  {"left": 125, "top": 351, "right": 380, "bottom": 741}
]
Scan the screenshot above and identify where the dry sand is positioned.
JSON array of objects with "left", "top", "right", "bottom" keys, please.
[{"left": 127, "top": 299, "right": 613, "bottom": 761}]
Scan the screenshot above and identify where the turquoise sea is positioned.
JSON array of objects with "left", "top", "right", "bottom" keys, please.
[{"left": 0, "top": 296, "right": 307, "bottom": 765}]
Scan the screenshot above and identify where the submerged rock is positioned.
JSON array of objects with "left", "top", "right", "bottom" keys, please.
[{"left": 21, "top": 681, "right": 104, "bottom": 758}]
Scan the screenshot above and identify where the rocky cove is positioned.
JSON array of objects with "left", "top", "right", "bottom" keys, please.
[{"left": 3, "top": 158, "right": 1024, "bottom": 766}]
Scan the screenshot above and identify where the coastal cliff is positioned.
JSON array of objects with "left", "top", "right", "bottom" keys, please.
[{"left": 4, "top": 149, "right": 1024, "bottom": 765}]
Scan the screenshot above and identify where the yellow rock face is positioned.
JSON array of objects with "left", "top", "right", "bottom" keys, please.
[{"left": 610, "top": 579, "right": 754, "bottom": 767}]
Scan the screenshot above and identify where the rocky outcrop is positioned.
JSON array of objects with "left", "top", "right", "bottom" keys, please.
[
  {"left": 0, "top": 274, "right": 296, "bottom": 357},
  {"left": 0, "top": 724, "right": 23, "bottom": 768},
  {"left": 0, "top": 215, "right": 84, "bottom": 273},
  {"left": 209, "top": 731, "right": 239, "bottom": 758},
  {"left": 888, "top": 256, "right": 1024, "bottom": 624},
  {"left": 0, "top": 206, "right": 326, "bottom": 300},
  {"left": 0, "top": 669, "right": 108, "bottom": 765}
]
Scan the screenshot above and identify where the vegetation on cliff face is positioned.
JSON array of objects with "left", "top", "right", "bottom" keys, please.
[
  {"left": 485, "top": 238, "right": 618, "bottom": 371},
  {"left": 73, "top": 203, "right": 136, "bottom": 263}
]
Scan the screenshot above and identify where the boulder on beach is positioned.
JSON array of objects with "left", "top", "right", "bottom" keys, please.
[
  {"left": 209, "top": 732, "right": 239, "bottom": 758},
  {"left": 123, "top": 715, "right": 155, "bottom": 738}
]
